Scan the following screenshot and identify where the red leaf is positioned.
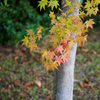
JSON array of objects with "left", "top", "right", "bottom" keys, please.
[
  {"left": 55, "top": 56, "right": 63, "bottom": 66},
  {"left": 61, "top": 54, "right": 70, "bottom": 64},
  {"left": 62, "top": 41, "right": 66, "bottom": 48},
  {"left": 56, "top": 45, "right": 64, "bottom": 54}
]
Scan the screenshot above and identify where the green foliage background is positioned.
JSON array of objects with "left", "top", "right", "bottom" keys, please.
[{"left": 0, "top": 0, "right": 51, "bottom": 45}]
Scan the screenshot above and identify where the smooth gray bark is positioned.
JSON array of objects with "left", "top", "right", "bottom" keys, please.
[{"left": 53, "top": 0, "right": 80, "bottom": 100}]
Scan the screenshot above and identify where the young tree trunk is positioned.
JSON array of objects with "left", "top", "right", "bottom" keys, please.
[{"left": 53, "top": 0, "right": 80, "bottom": 100}]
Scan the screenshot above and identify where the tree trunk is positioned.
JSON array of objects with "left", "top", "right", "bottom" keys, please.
[{"left": 53, "top": 0, "right": 80, "bottom": 100}]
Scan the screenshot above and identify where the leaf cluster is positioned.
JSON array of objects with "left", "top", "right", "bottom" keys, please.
[{"left": 22, "top": 0, "right": 100, "bottom": 71}]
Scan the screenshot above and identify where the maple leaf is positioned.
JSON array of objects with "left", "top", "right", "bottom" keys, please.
[
  {"left": 43, "top": 61, "right": 58, "bottom": 71},
  {"left": 49, "top": 11, "right": 55, "bottom": 18},
  {"left": 61, "top": 12, "right": 66, "bottom": 17},
  {"left": 28, "top": 43, "right": 37, "bottom": 52},
  {"left": 79, "top": 11, "right": 86, "bottom": 19},
  {"left": 43, "top": 62, "right": 50, "bottom": 72},
  {"left": 47, "top": 51, "right": 55, "bottom": 60},
  {"left": 36, "top": 30, "right": 42, "bottom": 40},
  {"left": 94, "top": 0, "right": 100, "bottom": 6},
  {"left": 48, "top": 0, "right": 59, "bottom": 10},
  {"left": 43, "top": 51, "right": 55, "bottom": 61},
  {"left": 37, "top": 25, "right": 43, "bottom": 30},
  {"left": 42, "top": 50, "right": 47, "bottom": 58},
  {"left": 37, "top": 34, "right": 42, "bottom": 40},
  {"left": 75, "top": 35, "right": 84, "bottom": 46},
  {"left": 55, "top": 56, "right": 63, "bottom": 66},
  {"left": 75, "top": 1, "right": 82, "bottom": 9},
  {"left": 49, "top": 28, "right": 55, "bottom": 34},
  {"left": 51, "top": 19, "right": 57, "bottom": 24},
  {"left": 61, "top": 41, "right": 66, "bottom": 48},
  {"left": 49, "top": 35, "right": 59, "bottom": 46},
  {"left": 52, "top": 61, "right": 59, "bottom": 70},
  {"left": 50, "top": 61, "right": 59, "bottom": 70},
  {"left": 86, "top": 7, "right": 95, "bottom": 16},
  {"left": 65, "top": 29, "right": 71, "bottom": 37},
  {"left": 38, "top": 0, "right": 48, "bottom": 11},
  {"left": 94, "top": 7, "right": 99, "bottom": 14},
  {"left": 29, "top": 35, "right": 35, "bottom": 43},
  {"left": 68, "top": 39, "right": 75, "bottom": 47},
  {"left": 84, "top": 1, "right": 92, "bottom": 9},
  {"left": 82, "top": 35, "right": 88, "bottom": 45},
  {"left": 61, "top": 53, "right": 70, "bottom": 64},
  {"left": 21, "top": 36, "right": 29, "bottom": 46},
  {"left": 54, "top": 22, "right": 59, "bottom": 28},
  {"left": 85, "top": 19, "right": 95, "bottom": 29},
  {"left": 56, "top": 45, "right": 64, "bottom": 54},
  {"left": 63, "top": 0, "right": 71, "bottom": 7},
  {"left": 26, "top": 29, "right": 33, "bottom": 36},
  {"left": 76, "top": 22, "right": 85, "bottom": 32},
  {"left": 28, "top": 34, "right": 37, "bottom": 43}
]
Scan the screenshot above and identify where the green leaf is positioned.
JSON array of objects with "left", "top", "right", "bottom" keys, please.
[
  {"left": 48, "top": 0, "right": 59, "bottom": 10},
  {"left": 38, "top": 0, "right": 48, "bottom": 11}
]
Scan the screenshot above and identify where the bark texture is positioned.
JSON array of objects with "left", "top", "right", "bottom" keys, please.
[{"left": 53, "top": 0, "right": 80, "bottom": 100}]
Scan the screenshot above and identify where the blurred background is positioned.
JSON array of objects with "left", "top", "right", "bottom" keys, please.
[{"left": 0, "top": 0, "right": 100, "bottom": 100}]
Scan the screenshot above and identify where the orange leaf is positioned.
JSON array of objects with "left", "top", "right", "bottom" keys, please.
[
  {"left": 85, "top": 19, "right": 95, "bottom": 29},
  {"left": 14, "top": 80, "right": 21, "bottom": 86},
  {"left": 0, "top": 66, "right": 4, "bottom": 70},
  {"left": 25, "top": 81, "right": 34, "bottom": 86}
]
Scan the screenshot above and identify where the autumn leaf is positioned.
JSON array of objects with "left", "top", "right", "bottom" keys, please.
[
  {"left": 86, "top": 7, "right": 95, "bottom": 16},
  {"left": 14, "top": 80, "right": 21, "bottom": 86},
  {"left": 21, "top": 36, "right": 29, "bottom": 46},
  {"left": 37, "top": 25, "right": 43, "bottom": 31},
  {"left": 42, "top": 50, "right": 47, "bottom": 58},
  {"left": 43, "top": 62, "right": 50, "bottom": 72},
  {"left": 25, "top": 81, "right": 34, "bottom": 86},
  {"left": 0, "top": 66, "right": 4, "bottom": 70},
  {"left": 38, "top": 0, "right": 48, "bottom": 11},
  {"left": 63, "top": 0, "right": 71, "bottom": 7},
  {"left": 75, "top": 1, "right": 82, "bottom": 9},
  {"left": 49, "top": 35, "right": 59, "bottom": 46},
  {"left": 51, "top": 19, "right": 57, "bottom": 24},
  {"left": 49, "top": 28, "right": 55, "bottom": 34},
  {"left": 48, "top": 0, "right": 59, "bottom": 10},
  {"left": 94, "top": 0, "right": 100, "bottom": 5},
  {"left": 68, "top": 39, "right": 75, "bottom": 47},
  {"left": 61, "top": 41, "right": 66, "bottom": 48},
  {"left": 28, "top": 43, "right": 37, "bottom": 52},
  {"left": 36, "top": 33, "right": 42, "bottom": 40},
  {"left": 56, "top": 45, "right": 64, "bottom": 54},
  {"left": 85, "top": 19, "right": 95, "bottom": 29},
  {"left": 34, "top": 80, "right": 41, "bottom": 88},
  {"left": 84, "top": 0, "right": 92, "bottom": 9},
  {"left": 49, "top": 11, "right": 55, "bottom": 18},
  {"left": 61, "top": 53, "right": 70, "bottom": 64},
  {"left": 26, "top": 29, "right": 33, "bottom": 36},
  {"left": 55, "top": 56, "right": 63, "bottom": 66},
  {"left": 61, "top": 12, "right": 66, "bottom": 17},
  {"left": 42, "top": 50, "right": 55, "bottom": 61},
  {"left": 21, "top": 0, "right": 100, "bottom": 72},
  {"left": 76, "top": 35, "right": 84, "bottom": 46}
]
